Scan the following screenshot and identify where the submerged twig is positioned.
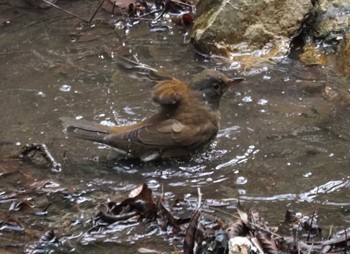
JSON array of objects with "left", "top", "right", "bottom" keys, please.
[
  {"left": 111, "top": 1, "right": 117, "bottom": 16},
  {"left": 88, "top": 0, "right": 106, "bottom": 23},
  {"left": 307, "top": 211, "right": 317, "bottom": 241},
  {"left": 41, "top": 0, "right": 90, "bottom": 23},
  {"left": 20, "top": 143, "right": 62, "bottom": 172}
]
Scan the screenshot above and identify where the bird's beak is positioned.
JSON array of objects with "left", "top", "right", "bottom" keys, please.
[{"left": 227, "top": 77, "right": 245, "bottom": 86}]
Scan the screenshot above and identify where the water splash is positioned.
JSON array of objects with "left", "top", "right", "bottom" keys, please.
[
  {"left": 59, "top": 84, "right": 71, "bottom": 92},
  {"left": 257, "top": 99, "right": 268, "bottom": 105},
  {"left": 242, "top": 96, "right": 253, "bottom": 103}
]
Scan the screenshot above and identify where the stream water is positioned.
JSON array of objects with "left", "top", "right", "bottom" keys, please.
[{"left": 0, "top": 1, "right": 349, "bottom": 253}]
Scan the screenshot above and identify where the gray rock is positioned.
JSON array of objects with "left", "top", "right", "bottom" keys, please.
[
  {"left": 192, "top": 0, "right": 313, "bottom": 57},
  {"left": 312, "top": 0, "right": 350, "bottom": 41}
]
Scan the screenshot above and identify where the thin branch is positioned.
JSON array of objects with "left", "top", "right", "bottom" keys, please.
[
  {"left": 137, "top": 9, "right": 163, "bottom": 19},
  {"left": 88, "top": 0, "right": 106, "bottom": 23},
  {"left": 20, "top": 143, "right": 62, "bottom": 172},
  {"left": 111, "top": 1, "right": 117, "bottom": 15},
  {"left": 306, "top": 211, "right": 316, "bottom": 242}
]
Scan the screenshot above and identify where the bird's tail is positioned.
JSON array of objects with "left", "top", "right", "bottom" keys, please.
[{"left": 60, "top": 117, "right": 111, "bottom": 143}]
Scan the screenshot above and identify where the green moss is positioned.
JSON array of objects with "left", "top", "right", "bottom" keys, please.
[
  {"left": 193, "top": 5, "right": 220, "bottom": 31},
  {"left": 196, "top": 0, "right": 224, "bottom": 16}
]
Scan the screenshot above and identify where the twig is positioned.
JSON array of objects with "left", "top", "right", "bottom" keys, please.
[
  {"left": 137, "top": 9, "right": 163, "bottom": 19},
  {"left": 307, "top": 211, "right": 316, "bottom": 241},
  {"left": 88, "top": 0, "right": 106, "bottom": 23},
  {"left": 111, "top": 1, "right": 117, "bottom": 15},
  {"left": 41, "top": 0, "right": 90, "bottom": 23},
  {"left": 35, "top": 202, "right": 52, "bottom": 216},
  {"left": 129, "top": 17, "right": 159, "bottom": 21},
  {"left": 20, "top": 143, "right": 62, "bottom": 172}
]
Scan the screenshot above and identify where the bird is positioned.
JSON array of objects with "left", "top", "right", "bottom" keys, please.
[{"left": 60, "top": 56, "right": 244, "bottom": 162}]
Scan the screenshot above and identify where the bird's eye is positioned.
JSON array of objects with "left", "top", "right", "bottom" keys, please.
[{"left": 212, "top": 83, "right": 220, "bottom": 91}]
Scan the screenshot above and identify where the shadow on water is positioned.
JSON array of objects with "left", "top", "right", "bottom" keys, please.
[{"left": 0, "top": 1, "right": 349, "bottom": 253}]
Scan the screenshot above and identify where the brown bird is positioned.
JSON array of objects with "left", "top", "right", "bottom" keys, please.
[{"left": 60, "top": 56, "right": 244, "bottom": 161}]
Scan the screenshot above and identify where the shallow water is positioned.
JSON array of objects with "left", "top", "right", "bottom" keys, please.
[{"left": 0, "top": 1, "right": 349, "bottom": 253}]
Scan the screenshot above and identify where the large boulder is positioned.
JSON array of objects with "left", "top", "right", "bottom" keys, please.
[
  {"left": 298, "top": 0, "right": 350, "bottom": 70},
  {"left": 192, "top": 0, "right": 313, "bottom": 59},
  {"left": 312, "top": 0, "right": 350, "bottom": 41}
]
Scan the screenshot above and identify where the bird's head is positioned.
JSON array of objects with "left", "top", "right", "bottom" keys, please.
[{"left": 191, "top": 70, "right": 244, "bottom": 110}]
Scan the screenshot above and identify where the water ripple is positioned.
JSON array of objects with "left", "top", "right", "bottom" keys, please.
[
  {"left": 216, "top": 145, "right": 259, "bottom": 170},
  {"left": 239, "top": 179, "right": 350, "bottom": 205}
]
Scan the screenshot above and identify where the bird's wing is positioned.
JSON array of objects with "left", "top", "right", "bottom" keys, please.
[
  {"left": 115, "top": 55, "right": 175, "bottom": 81},
  {"left": 152, "top": 80, "right": 189, "bottom": 105},
  {"left": 115, "top": 55, "right": 191, "bottom": 106},
  {"left": 104, "top": 119, "right": 218, "bottom": 149}
]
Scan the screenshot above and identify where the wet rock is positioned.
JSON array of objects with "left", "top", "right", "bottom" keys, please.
[
  {"left": 312, "top": 0, "right": 350, "bottom": 41},
  {"left": 322, "top": 85, "right": 350, "bottom": 105},
  {"left": 296, "top": 79, "right": 325, "bottom": 94},
  {"left": 296, "top": 1, "right": 350, "bottom": 76},
  {"left": 299, "top": 42, "right": 326, "bottom": 66},
  {"left": 338, "top": 33, "right": 350, "bottom": 74},
  {"left": 192, "top": 0, "right": 313, "bottom": 59}
]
